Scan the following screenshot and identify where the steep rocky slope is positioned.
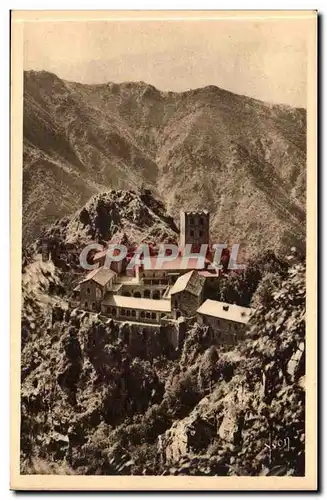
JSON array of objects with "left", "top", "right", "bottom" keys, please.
[
  {"left": 21, "top": 250, "right": 305, "bottom": 476},
  {"left": 39, "top": 189, "right": 178, "bottom": 249},
  {"left": 23, "top": 70, "right": 306, "bottom": 255},
  {"left": 20, "top": 189, "right": 305, "bottom": 476},
  {"left": 158, "top": 264, "right": 305, "bottom": 476}
]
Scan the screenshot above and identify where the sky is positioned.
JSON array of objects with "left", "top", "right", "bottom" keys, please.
[{"left": 23, "top": 16, "right": 311, "bottom": 107}]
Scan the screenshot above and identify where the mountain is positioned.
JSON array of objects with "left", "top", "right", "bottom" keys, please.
[{"left": 23, "top": 70, "right": 306, "bottom": 255}]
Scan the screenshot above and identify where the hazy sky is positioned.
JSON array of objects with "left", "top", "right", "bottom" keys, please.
[{"left": 24, "top": 17, "right": 311, "bottom": 107}]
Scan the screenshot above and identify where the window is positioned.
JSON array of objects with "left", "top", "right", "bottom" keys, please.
[
  {"left": 112, "top": 308, "right": 116, "bottom": 316},
  {"left": 121, "top": 308, "right": 126, "bottom": 316},
  {"left": 84, "top": 302, "right": 88, "bottom": 308},
  {"left": 126, "top": 310, "right": 131, "bottom": 317},
  {"left": 174, "top": 299, "right": 178, "bottom": 308},
  {"left": 190, "top": 217, "right": 194, "bottom": 224},
  {"left": 87, "top": 287, "right": 90, "bottom": 294},
  {"left": 199, "top": 230, "right": 203, "bottom": 237},
  {"left": 190, "top": 230, "right": 194, "bottom": 237},
  {"left": 146, "top": 312, "right": 151, "bottom": 319},
  {"left": 151, "top": 312, "right": 156, "bottom": 320},
  {"left": 92, "top": 302, "right": 96, "bottom": 310},
  {"left": 200, "top": 217, "right": 204, "bottom": 225},
  {"left": 132, "top": 310, "right": 136, "bottom": 317},
  {"left": 140, "top": 311, "right": 145, "bottom": 318}
]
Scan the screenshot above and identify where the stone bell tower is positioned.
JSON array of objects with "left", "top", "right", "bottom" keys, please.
[{"left": 179, "top": 210, "right": 210, "bottom": 249}]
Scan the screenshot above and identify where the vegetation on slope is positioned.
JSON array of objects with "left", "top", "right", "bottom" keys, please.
[{"left": 20, "top": 248, "right": 305, "bottom": 476}]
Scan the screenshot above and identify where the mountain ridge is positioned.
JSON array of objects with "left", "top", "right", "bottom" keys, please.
[{"left": 25, "top": 70, "right": 307, "bottom": 111}]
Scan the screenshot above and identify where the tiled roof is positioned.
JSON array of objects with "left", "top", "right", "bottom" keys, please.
[
  {"left": 80, "top": 268, "right": 99, "bottom": 282},
  {"left": 102, "top": 295, "right": 171, "bottom": 312},
  {"left": 197, "top": 299, "right": 253, "bottom": 324},
  {"left": 169, "top": 270, "right": 205, "bottom": 297},
  {"left": 81, "top": 267, "right": 116, "bottom": 287}
]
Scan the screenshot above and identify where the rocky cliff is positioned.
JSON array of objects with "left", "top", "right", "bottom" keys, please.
[{"left": 21, "top": 237, "right": 305, "bottom": 475}]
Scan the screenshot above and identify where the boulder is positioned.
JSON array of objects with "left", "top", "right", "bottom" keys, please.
[{"left": 287, "top": 342, "right": 305, "bottom": 381}]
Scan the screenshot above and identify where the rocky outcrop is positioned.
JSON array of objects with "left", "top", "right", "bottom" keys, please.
[
  {"left": 38, "top": 189, "right": 178, "bottom": 249},
  {"left": 158, "top": 378, "right": 249, "bottom": 465}
]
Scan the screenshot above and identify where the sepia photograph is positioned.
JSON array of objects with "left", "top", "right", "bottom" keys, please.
[{"left": 10, "top": 10, "right": 317, "bottom": 490}]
